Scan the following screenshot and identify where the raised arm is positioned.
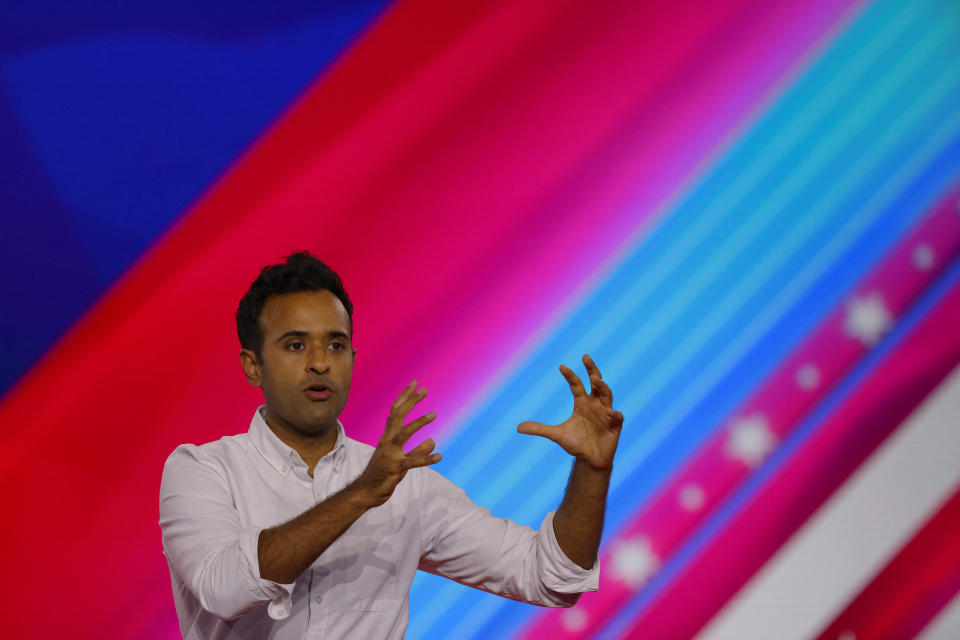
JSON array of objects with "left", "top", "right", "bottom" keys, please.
[
  {"left": 259, "top": 381, "right": 441, "bottom": 582},
  {"left": 160, "top": 382, "right": 441, "bottom": 619},
  {"left": 517, "top": 355, "right": 624, "bottom": 569}
]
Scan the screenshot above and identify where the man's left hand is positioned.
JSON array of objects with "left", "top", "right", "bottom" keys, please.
[{"left": 517, "top": 354, "right": 623, "bottom": 471}]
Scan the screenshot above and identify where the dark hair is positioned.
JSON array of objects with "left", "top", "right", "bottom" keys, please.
[{"left": 236, "top": 251, "right": 353, "bottom": 358}]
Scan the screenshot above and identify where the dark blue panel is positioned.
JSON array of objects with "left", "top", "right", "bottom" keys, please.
[{"left": 0, "top": 1, "right": 393, "bottom": 395}]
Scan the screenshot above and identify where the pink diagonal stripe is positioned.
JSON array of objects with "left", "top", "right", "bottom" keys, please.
[
  {"left": 0, "top": 0, "right": 860, "bottom": 636},
  {"left": 520, "top": 186, "right": 960, "bottom": 637},
  {"left": 620, "top": 258, "right": 960, "bottom": 638}
]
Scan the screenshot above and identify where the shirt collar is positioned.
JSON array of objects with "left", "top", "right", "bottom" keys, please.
[{"left": 248, "top": 406, "right": 346, "bottom": 477}]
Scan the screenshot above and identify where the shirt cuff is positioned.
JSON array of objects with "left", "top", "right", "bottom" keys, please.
[
  {"left": 238, "top": 526, "right": 296, "bottom": 619},
  {"left": 537, "top": 510, "right": 600, "bottom": 594}
]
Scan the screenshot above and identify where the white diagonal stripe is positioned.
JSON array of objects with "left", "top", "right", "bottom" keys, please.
[
  {"left": 916, "top": 587, "right": 960, "bottom": 640},
  {"left": 697, "top": 361, "right": 960, "bottom": 640}
]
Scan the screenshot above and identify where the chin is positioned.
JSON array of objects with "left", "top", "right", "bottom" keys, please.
[{"left": 306, "top": 405, "right": 342, "bottom": 427}]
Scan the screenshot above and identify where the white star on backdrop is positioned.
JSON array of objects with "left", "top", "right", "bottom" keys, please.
[
  {"left": 610, "top": 537, "right": 660, "bottom": 589},
  {"left": 678, "top": 483, "right": 706, "bottom": 511},
  {"left": 725, "top": 414, "right": 776, "bottom": 468},
  {"left": 795, "top": 363, "right": 821, "bottom": 390},
  {"left": 561, "top": 608, "right": 589, "bottom": 632},
  {"left": 911, "top": 243, "right": 935, "bottom": 271},
  {"left": 843, "top": 292, "right": 893, "bottom": 346}
]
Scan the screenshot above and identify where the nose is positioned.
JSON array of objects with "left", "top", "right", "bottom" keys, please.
[{"left": 306, "top": 346, "right": 330, "bottom": 375}]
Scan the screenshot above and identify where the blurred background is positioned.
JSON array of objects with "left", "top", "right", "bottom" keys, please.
[{"left": 2, "top": 0, "right": 960, "bottom": 638}]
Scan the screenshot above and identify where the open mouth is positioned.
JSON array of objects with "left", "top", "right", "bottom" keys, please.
[{"left": 304, "top": 383, "right": 332, "bottom": 400}]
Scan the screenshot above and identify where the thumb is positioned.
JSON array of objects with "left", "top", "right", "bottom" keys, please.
[{"left": 517, "top": 421, "right": 553, "bottom": 439}]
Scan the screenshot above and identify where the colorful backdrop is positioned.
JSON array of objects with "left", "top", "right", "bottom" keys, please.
[{"left": 3, "top": 0, "right": 960, "bottom": 638}]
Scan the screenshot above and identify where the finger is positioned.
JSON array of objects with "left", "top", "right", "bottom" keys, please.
[
  {"left": 583, "top": 354, "right": 603, "bottom": 380},
  {"left": 405, "top": 438, "right": 436, "bottom": 457},
  {"left": 388, "top": 381, "right": 417, "bottom": 420},
  {"left": 397, "top": 411, "right": 437, "bottom": 444},
  {"left": 517, "top": 421, "right": 558, "bottom": 441},
  {"left": 403, "top": 453, "right": 442, "bottom": 469},
  {"left": 559, "top": 364, "right": 587, "bottom": 398},
  {"left": 606, "top": 408, "right": 624, "bottom": 430},
  {"left": 398, "top": 379, "right": 417, "bottom": 401},
  {"left": 584, "top": 355, "right": 613, "bottom": 401},
  {"left": 590, "top": 375, "right": 614, "bottom": 405},
  {"left": 396, "top": 385, "right": 428, "bottom": 417},
  {"left": 387, "top": 383, "right": 427, "bottom": 430}
]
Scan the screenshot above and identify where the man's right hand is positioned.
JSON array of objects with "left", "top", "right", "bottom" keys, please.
[
  {"left": 258, "top": 381, "right": 442, "bottom": 583},
  {"left": 353, "top": 381, "right": 442, "bottom": 507}
]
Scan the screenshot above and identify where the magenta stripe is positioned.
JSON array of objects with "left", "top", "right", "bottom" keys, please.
[
  {"left": 521, "top": 190, "right": 960, "bottom": 636},
  {"left": 616, "top": 198, "right": 960, "bottom": 637},
  {"left": 624, "top": 282, "right": 960, "bottom": 638},
  {"left": 0, "top": 0, "right": 866, "bottom": 636},
  {"left": 355, "top": 0, "right": 867, "bottom": 448}
]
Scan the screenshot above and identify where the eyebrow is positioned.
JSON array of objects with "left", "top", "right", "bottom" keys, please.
[{"left": 276, "top": 330, "right": 350, "bottom": 342}]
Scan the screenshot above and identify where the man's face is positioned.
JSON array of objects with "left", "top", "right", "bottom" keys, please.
[{"left": 241, "top": 289, "right": 355, "bottom": 438}]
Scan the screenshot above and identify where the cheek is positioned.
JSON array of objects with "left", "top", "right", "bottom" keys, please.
[
  {"left": 337, "top": 361, "right": 354, "bottom": 392},
  {"left": 259, "top": 368, "right": 295, "bottom": 400}
]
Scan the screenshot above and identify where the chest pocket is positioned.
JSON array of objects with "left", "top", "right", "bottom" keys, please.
[
  {"left": 353, "top": 593, "right": 405, "bottom": 612},
  {"left": 347, "top": 504, "right": 410, "bottom": 611}
]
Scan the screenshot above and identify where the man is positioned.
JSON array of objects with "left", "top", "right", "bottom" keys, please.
[{"left": 160, "top": 251, "right": 624, "bottom": 639}]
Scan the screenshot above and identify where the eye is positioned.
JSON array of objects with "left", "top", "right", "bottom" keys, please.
[
  {"left": 287, "top": 341, "right": 305, "bottom": 352},
  {"left": 329, "top": 342, "right": 346, "bottom": 351}
]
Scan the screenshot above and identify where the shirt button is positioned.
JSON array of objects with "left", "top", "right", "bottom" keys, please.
[
  {"left": 281, "top": 465, "right": 288, "bottom": 473},
  {"left": 315, "top": 596, "right": 323, "bottom": 604}
]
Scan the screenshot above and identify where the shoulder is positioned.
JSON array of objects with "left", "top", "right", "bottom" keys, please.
[
  {"left": 408, "top": 464, "right": 467, "bottom": 501},
  {"left": 341, "top": 432, "right": 375, "bottom": 463},
  {"left": 162, "top": 433, "right": 252, "bottom": 481}
]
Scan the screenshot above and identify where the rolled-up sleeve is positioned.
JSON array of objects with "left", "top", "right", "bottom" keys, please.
[
  {"left": 416, "top": 468, "right": 599, "bottom": 607},
  {"left": 159, "top": 445, "right": 294, "bottom": 620},
  {"left": 536, "top": 509, "right": 600, "bottom": 597}
]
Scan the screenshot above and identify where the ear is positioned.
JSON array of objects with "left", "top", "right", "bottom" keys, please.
[
  {"left": 352, "top": 347, "right": 357, "bottom": 361},
  {"left": 239, "top": 349, "right": 262, "bottom": 387}
]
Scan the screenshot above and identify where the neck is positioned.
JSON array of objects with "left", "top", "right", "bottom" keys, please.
[{"left": 262, "top": 408, "right": 339, "bottom": 474}]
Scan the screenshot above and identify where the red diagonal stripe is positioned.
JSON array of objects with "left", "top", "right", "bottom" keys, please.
[
  {"left": 815, "top": 482, "right": 960, "bottom": 639},
  {"left": 619, "top": 249, "right": 960, "bottom": 638},
  {"left": 0, "top": 0, "right": 860, "bottom": 636}
]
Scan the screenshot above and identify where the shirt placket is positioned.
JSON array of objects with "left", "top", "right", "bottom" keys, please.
[{"left": 304, "top": 448, "right": 342, "bottom": 640}]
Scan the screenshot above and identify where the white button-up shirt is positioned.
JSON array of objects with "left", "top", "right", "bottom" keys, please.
[{"left": 159, "top": 408, "right": 599, "bottom": 639}]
